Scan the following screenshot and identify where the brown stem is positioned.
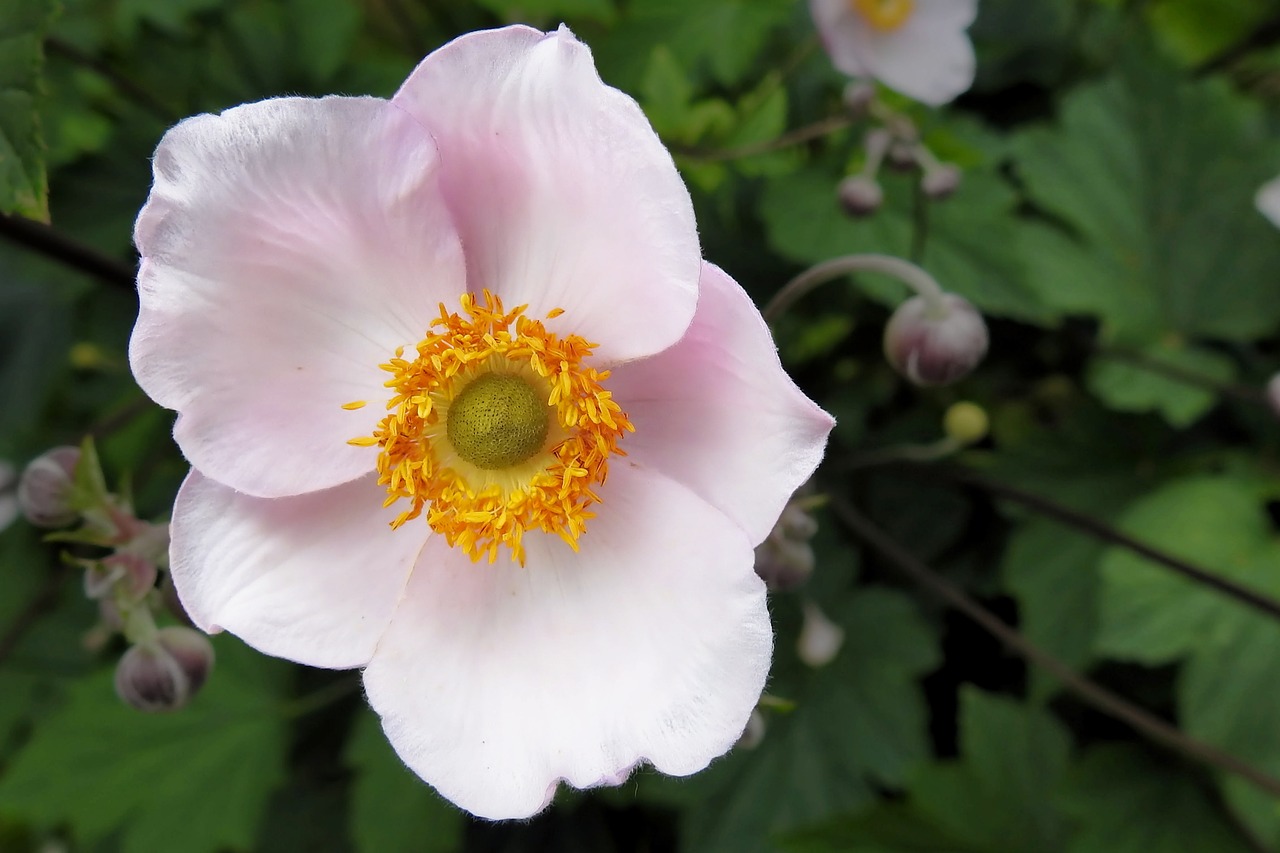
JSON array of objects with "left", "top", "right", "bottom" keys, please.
[
  {"left": 674, "top": 114, "right": 853, "bottom": 163},
  {"left": 0, "top": 214, "right": 136, "bottom": 292},
  {"left": 829, "top": 495, "right": 1280, "bottom": 801}
]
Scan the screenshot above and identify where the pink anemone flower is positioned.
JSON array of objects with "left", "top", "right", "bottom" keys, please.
[
  {"left": 810, "top": 0, "right": 978, "bottom": 106},
  {"left": 129, "top": 25, "right": 833, "bottom": 819}
]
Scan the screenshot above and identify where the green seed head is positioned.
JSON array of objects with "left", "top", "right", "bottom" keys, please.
[{"left": 446, "top": 373, "right": 550, "bottom": 470}]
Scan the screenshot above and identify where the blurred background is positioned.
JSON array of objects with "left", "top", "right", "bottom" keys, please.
[{"left": 3, "top": 0, "right": 1280, "bottom": 851}]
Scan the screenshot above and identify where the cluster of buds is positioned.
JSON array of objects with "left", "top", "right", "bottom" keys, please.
[
  {"left": 18, "top": 440, "right": 213, "bottom": 712},
  {"left": 837, "top": 83, "right": 964, "bottom": 218},
  {"left": 754, "top": 494, "right": 822, "bottom": 592}
]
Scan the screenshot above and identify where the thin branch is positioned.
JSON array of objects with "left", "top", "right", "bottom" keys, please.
[
  {"left": 0, "top": 567, "right": 68, "bottom": 666},
  {"left": 0, "top": 214, "right": 137, "bottom": 292},
  {"left": 673, "top": 114, "right": 853, "bottom": 164},
  {"left": 763, "top": 253, "right": 945, "bottom": 324},
  {"left": 1197, "top": 12, "right": 1280, "bottom": 75},
  {"left": 942, "top": 466, "right": 1280, "bottom": 624},
  {"left": 829, "top": 495, "right": 1280, "bottom": 801},
  {"left": 1094, "top": 345, "right": 1269, "bottom": 407}
]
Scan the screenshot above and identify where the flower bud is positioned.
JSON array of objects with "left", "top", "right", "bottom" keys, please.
[
  {"left": 838, "top": 175, "right": 883, "bottom": 217},
  {"left": 921, "top": 163, "right": 962, "bottom": 200},
  {"left": 883, "top": 293, "right": 989, "bottom": 387},
  {"left": 842, "top": 80, "right": 876, "bottom": 117},
  {"left": 18, "top": 446, "right": 81, "bottom": 528},
  {"left": 887, "top": 140, "right": 919, "bottom": 171},
  {"left": 797, "top": 600, "right": 844, "bottom": 668},
  {"left": 1267, "top": 373, "right": 1280, "bottom": 421},
  {"left": 943, "top": 401, "right": 989, "bottom": 445},
  {"left": 84, "top": 552, "right": 159, "bottom": 603},
  {"left": 755, "top": 535, "right": 815, "bottom": 592},
  {"left": 0, "top": 460, "right": 17, "bottom": 533},
  {"left": 115, "top": 626, "right": 215, "bottom": 713}
]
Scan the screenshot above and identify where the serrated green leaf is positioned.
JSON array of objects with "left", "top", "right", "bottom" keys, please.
[
  {"left": 345, "top": 709, "right": 464, "bottom": 853},
  {"left": 784, "top": 689, "right": 1073, "bottom": 853},
  {"left": 1012, "top": 60, "right": 1280, "bottom": 342},
  {"left": 1059, "top": 745, "right": 1255, "bottom": 853},
  {"left": 0, "top": 0, "right": 54, "bottom": 221},
  {"left": 1095, "top": 476, "right": 1277, "bottom": 664},
  {"left": 1002, "top": 519, "right": 1103, "bottom": 701},
  {"left": 1086, "top": 342, "right": 1235, "bottom": 427},
  {"left": 675, "top": 588, "right": 939, "bottom": 853},
  {"left": 0, "top": 638, "right": 290, "bottom": 853}
]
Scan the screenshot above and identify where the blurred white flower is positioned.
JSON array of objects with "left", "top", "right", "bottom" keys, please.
[
  {"left": 810, "top": 0, "right": 978, "bottom": 106},
  {"left": 1256, "top": 175, "right": 1280, "bottom": 229}
]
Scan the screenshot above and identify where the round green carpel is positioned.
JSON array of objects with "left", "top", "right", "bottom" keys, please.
[{"left": 446, "top": 373, "right": 551, "bottom": 470}]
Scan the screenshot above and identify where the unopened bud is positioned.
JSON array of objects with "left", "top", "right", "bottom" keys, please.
[
  {"left": 921, "top": 164, "right": 962, "bottom": 199},
  {"left": 18, "top": 446, "right": 81, "bottom": 528},
  {"left": 943, "top": 401, "right": 989, "bottom": 445},
  {"left": 797, "top": 600, "right": 844, "bottom": 668},
  {"left": 755, "top": 536, "right": 815, "bottom": 592},
  {"left": 887, "top": 140, "right": 919, "bottom": 171},
  {"left": 842, "top": 80, "right": 876, "bottom": 117},
  {"left": 84, "top": 552, "right": 158, "bottom": 602},
  {"left": 115, "top": 626, "right": 215, "bottom": 712},
  {"left": 1267, "top": 374, "right": 1280, "bottom": 420},
  {"left": 883, "top": 293, "right": 989, "bottom": 386},
  {"left": 838, "top": 175, "right": 883, "bottom": 217}
]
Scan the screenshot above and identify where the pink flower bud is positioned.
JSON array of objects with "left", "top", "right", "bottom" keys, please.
[
  {"left": 797, "top": 600, "right": 844, "bottom": 668},
  {"left": 842, "top": 80, "right": 876, "bottom": 117},
  {"left": 1267, "top": 374, "right": 1280, "bottom": 421},
  {"left": 736, "top": 709, "right": 766, "bottom": 750},
  {"left": 838, "top": 175, "right": 883, "bottom": 217},
  {"left": 115, "top": 626, "right": 215, "bottom": 713},
  {"left": 883, "top": 293, "right": 989, "bottom": 387},
  {"left": 921, "top": 163, "right": 962, "bottom": 200},
  {"left": 84, "top": 552, "right": 159, "bottom": 603},
  {"left": 887, "top": 140, "right": 919, "bottom": 171},
  {"left": 18, "top": 446, "right": 81, "bottom": 528},
  {"left": 754, "top": 536, "right": 815, "bottom": 592}
]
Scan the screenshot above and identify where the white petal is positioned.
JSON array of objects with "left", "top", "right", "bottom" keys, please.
[
  {"left": 393, "top": 25, "right": 700, "bottom": 363},
  {"left": 809, "top": 0, "right": 876, "bottom": 78},
  {"left": 865, "top": 0, "right": 977, "bottom": 106},
  {"left": 169, "top": 470, "right": 427, "bottom": 669},
  {"left": 608, "top": 263, "right": 834, "bottom": 545},
  {"left": 131, "top": 96, "right": 466, "bottom": 498},
  {"left": 1257, "top": 175, "right": 1280, "bottom": 229},
  {"left": 362, "top": 466, "right": 772, "bottom": 819}
]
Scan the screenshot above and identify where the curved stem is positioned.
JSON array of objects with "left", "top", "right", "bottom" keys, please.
[
  {"left": 763, "top": 253, "right": 945, "bottom": 324},
  {"left": 829, "top": 495, "right": 1280, "bottom": 801}
]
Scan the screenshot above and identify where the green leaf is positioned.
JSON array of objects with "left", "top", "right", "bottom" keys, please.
[
  {"left": 0, "top": 638, "right": 290, "bottom": 853},
  {"left": 472, "top": 0, "right": 617, "bottom": 25},
  {"left": 784, "top": 689, "right": 1073, "bottom": 853},
  {"left": 676, "top": 588, "right": 939, "bottom": 853},
  {"left": 759, "top": 151, "right": 1049, "bottom": 323},
  {"left": 1146, "top": 0, "right": 1274, "bottom": 65},
  {"left": 1095, "top": 476, "right": 1278, "bottom": 664},
  {"left": 598, "top": 0, "right": 794, "bottom": 90},
  {"left": 1086, "top": 342, "right": 1235, "bottom": 427},
  {"left": 1012, "top": 60, "right": 1280, "bottom": 342},
  {"left": 1002, "top": 519, "right": 1103, "bottom": 701},
  {"left": 345, "top": 709, "right": 464, "bottom": 853},
  {"left": 1059, "top": 745, "right": 1255, "bottom": 853},
  {"left": 0, "top": 0, "right": 54, "bottom": 220}
]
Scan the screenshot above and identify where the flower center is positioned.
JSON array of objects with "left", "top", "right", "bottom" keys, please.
[
  {"left": 851, "top": 0, "right": 914, "bottom": 31},
  {"left": 446, "top": 373, "right": 550, "bottom": 469},
  {"left": 348, "top": 291, "right": 632, "bottom": 565}
]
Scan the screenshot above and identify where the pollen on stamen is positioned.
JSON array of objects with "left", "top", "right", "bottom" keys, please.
[{"left": 351, "top": 291, "right": 632, "bottom": 565}]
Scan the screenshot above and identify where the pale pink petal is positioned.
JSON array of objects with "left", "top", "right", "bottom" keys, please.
[
  {"left": 169, "top": 471, "right": 427, "bottom": 669},
  {"left": 362, "top": 466, "right": 771, "bottom": 820},
  {"left": 609, "top": 263, "right": 833, "bottom": 546},
  {"left": 1257, "top": 175, "right": 1280, "bottom": 229},
  {"left": 131, "top": 96, "right": 466, "bottom": 498},
  {"left": 865, "top": 1, "right": 977, "bottom": 106},
  {"left": 393, "top": 25, "right": 700, "bottom": 363},
  {"left": 809, "top": 0, "right": 876, "bottom": 78}
]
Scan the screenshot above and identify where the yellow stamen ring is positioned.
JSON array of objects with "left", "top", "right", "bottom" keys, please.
[
  {"left": 349, "top": 290, "right": 633, "bottom": 566},
  {"left": 851, "top": 0, "right": 914, "bottom": 31}
]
